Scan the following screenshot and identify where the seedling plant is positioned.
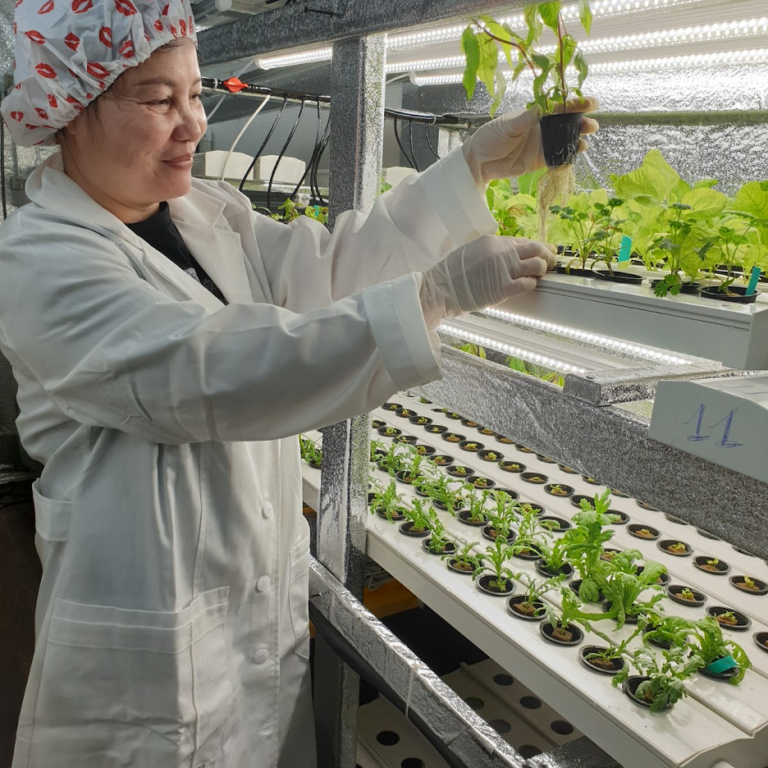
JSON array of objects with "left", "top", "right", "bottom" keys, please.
[{"left": 475, "top": 536, "right": 517, "bottom": 592}]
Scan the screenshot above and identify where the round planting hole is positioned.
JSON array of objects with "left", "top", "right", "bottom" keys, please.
[
  {"left": 518, "top": 745, "right": 543, "bottom": 759},
  {"left": 520, "top": 696, "right": 542, "bottom": 709},
  {"left": 551, "top": 720, "right": 575, "bottom": 735},
  {"left": 493, "top": 673, "right": 515, "bottom": 686},
  {"left": 376, "top": 730, "right": 401, "bottom": 746},
  {"left": 401, "top": 759, "right": 425, "bottom": 768},
  {"left": 490, "top": 719, "right": 512, "bottom": 735},
  {"left": 464, "top": 696, "right": 485, "bottom": 710}
]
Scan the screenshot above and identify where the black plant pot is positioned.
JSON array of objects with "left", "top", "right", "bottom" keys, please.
[
  {"left": 650, "top": 278, "right": 702, "bottom": 295},
  {"left": 592, "top": 269, "right": 644, "bottom": 285},
  {"left": 479, "top": 449, "right": 505, "bottom": 463},
  {"left": 658, "top": 539, "right": 693, "bottom": 557},
  {"left": 477, "top": 574, "right": 515, "bottom": 597},
  {"left": 459, "top": 439, "right": 484, "bottom": 453},
  {"left": 409, "top": 415, "right": 433, "bottom": 427},
  {"left": 544, "top": 483, "right": 574, "bottom": 498},
  {"left": 628, "top": 524, "right": 660, "bottom": 541},
  {"left": 624, "top": 676, "right": 666, "bottom": 710},
  {"left": 558, "top": 464, "right": 580, "bottom": 474},
  {"left": 472, "top": 477, "right": 496, "bottom": 491},
  {"left": 603, "top": 601, "right": 640, "bottom": 625},
  {"left": 508, "top": 595, "right": 546, "bottom": 621},
  {"left": 513, "top": 545, "right": 542, "bottom": 561},
  {"left": 535, "top": 560, "right": 574, "bottom": 580},
  {"left": 376, "top": 507, "right": 406, "bottom": 522},
  {"left": 394, "top": 435, "right": 418, "bottom": 445},
  {"left": 540, "top": 111, "right": 583, "bottom": 167},
  {"left": 580, "top": 646, "right": 625, "bottom": 676},
  {"left": 399, "top": 521, "right": 430, "bottom": 538},
  {"left": 608, "top": 511, "right": 630, "bottom": 525},
  {"left": 555, "top": 264, "right": 594, "bottom": 278},
  {"left": 422, "top": 538, "right": 456, "bottom": 556},
  {"left": 495, "top": 434, "right": 515, "bottom": 444},
  {"left": 730, "top": 576, "right": 768, "bottom": 595},
  {"left": 425, "top": 425, "right": 448, "bottom": 435},
  {"left": 499, "top": 461, "right": 526, "bottom": 473},
  {"left": 447, "top": 558, "right": 477, "bottom": 575},
  {"left": 753, "top": 632, "right": 768, "bottom": 654},
  {"left": 308, "top": 459, "right": 322, "bottom": 470},
  {"left": 521, "top": 471, "right": 548, "bottom": 485},
  {"left": 446, "top": 465, "right": 475, "bottom": 480},
  {"left": 432, "top": 454, "right": 454, "bottom": 466},
  {"left": 667, "top": 585, "right": 706, "bottom": 608},
  {"left": 540, "top": 621, "right": 583, "bottom": 646},
  {"left": 396, "top": 471, "right": 421, "bottom": 485},
  {"left": 516, "top": 444, "right": 536, "bottom": 454},
  {"left": 457, "top": 509, "right": 488, "bottom": 527},
  {"left": 378, "top": 425, "right": 402, "bottom": 438},
  {"left": 477, "top": 426, "right": 496, "bottom": 436},
  {"left": 461, "top": 418, "right": 479, "bottom": 428},
  {"left": 693, "top": 556, "right": 730, "bottom": 575},
  {"left": 707, "top": 606, "right": 751, "bottom": 631},
  {"left": 413, "top": 444, "right": 436, "bottom": 457},
  {"left": 492, "top": 487, "right": 520, "bottom": 501},
  {"left": 571, "top": 494, "right": 594, "bottom": 509},
  {"left": 697, "top": 658, "right": 740, "bottom": 682},
  {"left": 700, "top": 285, "right": 758, "bottom": 304},
  {"left": 433, "top": 499, "right": 466, "bottom": 513},
  {"left": 539, "top": 516, "right": 571, "bottom": 534},
  {"left": 442, "top": 432, "right": 466, "bottom": 445},
  {"left": 482, "top": 525, "right": 516, "bottom": 544},
  {"left": 637, "top": 500, "right": 660, "bottom": 511}
]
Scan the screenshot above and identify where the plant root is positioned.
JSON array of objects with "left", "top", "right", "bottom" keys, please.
[{"left": 538, "top": 164, "right": 577, "bottom": 242}]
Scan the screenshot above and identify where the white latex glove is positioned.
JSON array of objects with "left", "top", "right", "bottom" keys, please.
[
  {"left": 462, "top": 97, "right": 600, "bottom": 185},
  {"left": 420, "top": 235, "right": 556, "bottom": 330}
]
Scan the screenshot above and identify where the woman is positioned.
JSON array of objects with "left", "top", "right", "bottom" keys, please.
[{"left": 0, "top": 1, "right": 597, "bottom": 766}]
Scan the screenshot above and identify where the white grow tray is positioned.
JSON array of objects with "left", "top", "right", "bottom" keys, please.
[
  {"left": 301, "top": 394, "right": 768, "bottom": 768},
  {"left": 503, "top": 273, "right": 768, "bottom": 370}
]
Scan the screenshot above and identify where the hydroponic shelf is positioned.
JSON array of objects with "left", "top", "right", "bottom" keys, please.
[
  {"left": 301, "top": 394, "right": 768, "bottom": 768},
  {"left": 501, "top": 273, "right": 768, "bottom": 371}
]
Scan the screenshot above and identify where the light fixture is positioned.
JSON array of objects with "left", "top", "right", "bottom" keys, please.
[
  {"left": 438, "top": 323, "right": 588, "bottom": 375},
  {"left": 253, "top": 0, "right": 722, "bottom": 70},
  {"left": 482, "top": 308, "right": 692, "bottom": 366},
  {"left": 411, "top": 47, "right": 768, "bottom": 85},
  {"left": 388, "top": 18, "right": 768, "bottom": 74}
]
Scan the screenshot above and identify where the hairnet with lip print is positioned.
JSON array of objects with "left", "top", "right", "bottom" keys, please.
[{"left": 2, "top": 0, "right": 197, "bottom": 147}]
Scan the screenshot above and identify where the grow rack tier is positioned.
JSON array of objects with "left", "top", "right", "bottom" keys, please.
[
  {"left": 500, "top": 273, "right": 768, "bottom": 372},
  {"left": 301, "top": 398, "right": 768, "bottom": 768}
]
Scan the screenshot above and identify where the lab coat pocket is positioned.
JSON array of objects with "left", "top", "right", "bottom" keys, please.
[
  {"left": 32, "top": 587, "right": 234, "bottom": 766},
  {"left": 288, "top": 534, "right": 311, "bottom": 661}
]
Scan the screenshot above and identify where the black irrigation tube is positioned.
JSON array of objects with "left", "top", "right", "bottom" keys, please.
[
  {"left": 407, "top": 120, "right": 421, "bottom": 172},
  {"left": 290, "top": 100, "right": 326, "bottom": 201},
  {"left": 238, "top": 96, "right": 289, "bottom": 192},
  {"left": 424, "top": 121, "right": 440, "bottom": 160},
  {"left": 393, "top": 118, "right": 415, "bottom": 170},
  {"left": 266, "top": 99, "right": 305, "bottom": 211}
]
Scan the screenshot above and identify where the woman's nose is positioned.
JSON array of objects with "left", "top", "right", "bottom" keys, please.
[{"left": 173, "top": 103, "right": 205, "bottom": 144}]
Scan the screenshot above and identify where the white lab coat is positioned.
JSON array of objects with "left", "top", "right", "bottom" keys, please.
[{"left": 0, "top": 148, "right": 496, "bottom": 768}]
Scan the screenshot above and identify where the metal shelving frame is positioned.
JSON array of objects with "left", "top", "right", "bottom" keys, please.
[{"left": 197, "top": 3, "right": 768, "bottom": 767}]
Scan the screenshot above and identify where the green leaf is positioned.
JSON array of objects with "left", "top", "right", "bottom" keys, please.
[
  {"left": 578, "top": 0, "right": 593, "bottom": 34},
  {"left": 560, "top": 35, "right": 577, "bottom": 71},
  {"left": 733, "top": 181, "right": 768, "bottom": 220},
  {"left": 680, "top": 187, "right": 728, "bottom": 220},
  {"left": 490, "top": 66, "right": 507, "bottom": 116},
  {"left": 694, "top": 178, "right": 718, "bottom": 189},
  {"left": 523, "top": 4, "right": 543, "bottom": 44},
  {"left": 518, "top": 167, "right": 547, "bottom": 196},
  {"left": 538, "top": 2, "right": 562, "bottom": 33},
  {"left": 612, "top": 149, "right": 681, "bottom": 203},
  {"left": 461, "top": 26, "right": 481, "bottom": 100}
]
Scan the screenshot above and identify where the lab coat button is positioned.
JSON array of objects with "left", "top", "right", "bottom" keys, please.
[
  {"left": 256, "top": 576, "right": 271, "bottom": 593},
  {"left": 263, "top": 502, "right": 274, "bottom": 519},
  {"left": 253, "top": 649, "right": 269, "bottom": 665}
]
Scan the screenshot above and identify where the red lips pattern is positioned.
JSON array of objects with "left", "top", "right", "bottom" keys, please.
[
  {"left": 64, "top": 32, "right": 80, "bottom": 50},
  {"left": 71, "top": 0, "right": 92, "bottom": 11},
  {"left": 25, "top": 30, "right": 46, "bottom": 44},
  {"left": 35, "top": 63, "right": 57, "bottom": 78},
  {"left": 35, "top": 107, "right": 49, "bottom": 119},
  {"left": 47, "top": 94, "right": 58, "bottom": 108},
  {"left": 86, "top": 62, "right": 109, "bottom": 79},
  {"left": 37, "top": 0, "right": 54, "bottom": 13},
  {"left": 119, "top": 40, "right": 135, "bottom": 58},
  {"left": 114, "top": 0, "right": 137, "bottom": 15},
  {"left": 10, "top": 111, "right": 24, "bottom": 121},
  {"left": 99, "top": 27, "right": 112, "bottom": 46}
]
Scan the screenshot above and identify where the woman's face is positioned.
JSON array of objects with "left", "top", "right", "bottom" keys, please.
[{"left": 61, "top": 38, "right": 207, "bottom": 223}]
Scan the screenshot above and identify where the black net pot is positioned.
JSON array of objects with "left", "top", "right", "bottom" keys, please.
[
  {"left": 697, "top": 658, "right": 741, "bottom": 682},
  {"left": 569, "top": 579, "right": 605, "bottom": 604},
  {"left": 535, "top": 560, "right": 574, "bottom": 580},
  {"left": 700, "top": 285, "right": 758, "bottom": 304},
  {"left": 457, "top": 509, "right": 489, "bottom": 527},
  {"left": 540, "top": 621, "right": 584, "bottom": 647},
  {"left": 539, "top": 516, "right": 572, "bottom": 534},
  {"left": 706, "top": 606, "right": 751, "bottom": 631},
  {"left": 580, "top": 646, "right": 625, "bottom": 676},
  {"left": 693, "top": 556, "right": 730, "bottom": 576},
  {"left": 667, "top": 585, "right": 706, "bottom": 608},
  {"left": 508, "top": 595, "right": 546, "bottom": 621},
  {"left": 623, "top": 676, "right": 668, "bottom": 710},
  {"left": 409, "top": 415, "right": 433, "bottom": 427},
  {"left": 482, "top": 525, "right": 516, "bottom": 544},
  {"left": 592, "top": 269, "right": 644, "bottom": 285},
  {"left": 399, "top": 521, "right": 430, "bottom": 538},
  {"left": 753, "top": 632, "right": 768, "bottom": 654},
  {"left": 432, "top": 453, "right": 454, "bottom": 467},
  {"left": 376, "top": 507, "right": 406, "bottom": 522},
  {"left": 476, "top": 574, "right": 516, "bottom": 597},
  {"left": 628, "top": 524, "right": 660, "bottom": 541},
  {"left": 421, "top": 538, "right": 456, "bottom": 556},
  {"left": 730, "top": 576, "right": 768, "bottom": 596},
  {"left": 540, "top": 111, "right": 583, "bottom": 167}
]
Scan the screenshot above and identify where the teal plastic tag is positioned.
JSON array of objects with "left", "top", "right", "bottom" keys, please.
[
  {"left": 617, "top": 235, "right": 633, "bottom": 264},
  {"left": 745, "top": 266, "right": 761, "bottom": 296},
  {"left": 706, "top": 655, "right": 738, "bottom": 674}
]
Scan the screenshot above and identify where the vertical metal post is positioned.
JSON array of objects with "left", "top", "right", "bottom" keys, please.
[{"left": 314, "top": 33, "right": 386, "bottom": 768}]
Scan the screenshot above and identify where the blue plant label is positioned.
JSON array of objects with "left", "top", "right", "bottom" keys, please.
[
  {"left": 618, "top": 235, "right": 633, "bottom": 263},
  {"left": 745, "top": 266, "right": 761, "bottom": 296},
  {"left": 705, "top": 655, "right": 738, "bottom": 674}
]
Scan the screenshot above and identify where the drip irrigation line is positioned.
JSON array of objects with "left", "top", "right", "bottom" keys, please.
[
  {"left": 267, "top": 99, "right": 306, "bottom": 212},
  {"left": 219, "top": 94, "right": 271, "bottom": 181},
  {"left": 239, "top": 96, "right": 289, "bottom": 192},
  {"left": 313, "top": 128, "right": 331, "bottom": 207},
  {"left": 407, "top": 120, "right": 420, "bottom": 172},
  {"left": 291, "top": 100, "right": 326, "bottom": 201},
  {"left": 424, "top": 120, "right": 440, "bottom": 160},
  {"left": 393, "top": 118, "right": 415, "bottom": 170},
  {"left": 1, "top": 117, "right": 7, "bottom": 221}
]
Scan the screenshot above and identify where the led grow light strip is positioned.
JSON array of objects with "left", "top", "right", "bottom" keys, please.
[
  {"left": 254, "top": 0, "right": 718, "bottom": 69},
  {"left": 438, "top": 322, "right": 588, "bottom": 375},
  {"left": 482, "top": 308, "right": 692, "bottom": 366},
  {"left": 389, "top": 18, "right": 768, "bottom": 74},
  {"left": 411, "top": 47, "right": 768, "bottom": 84}
]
